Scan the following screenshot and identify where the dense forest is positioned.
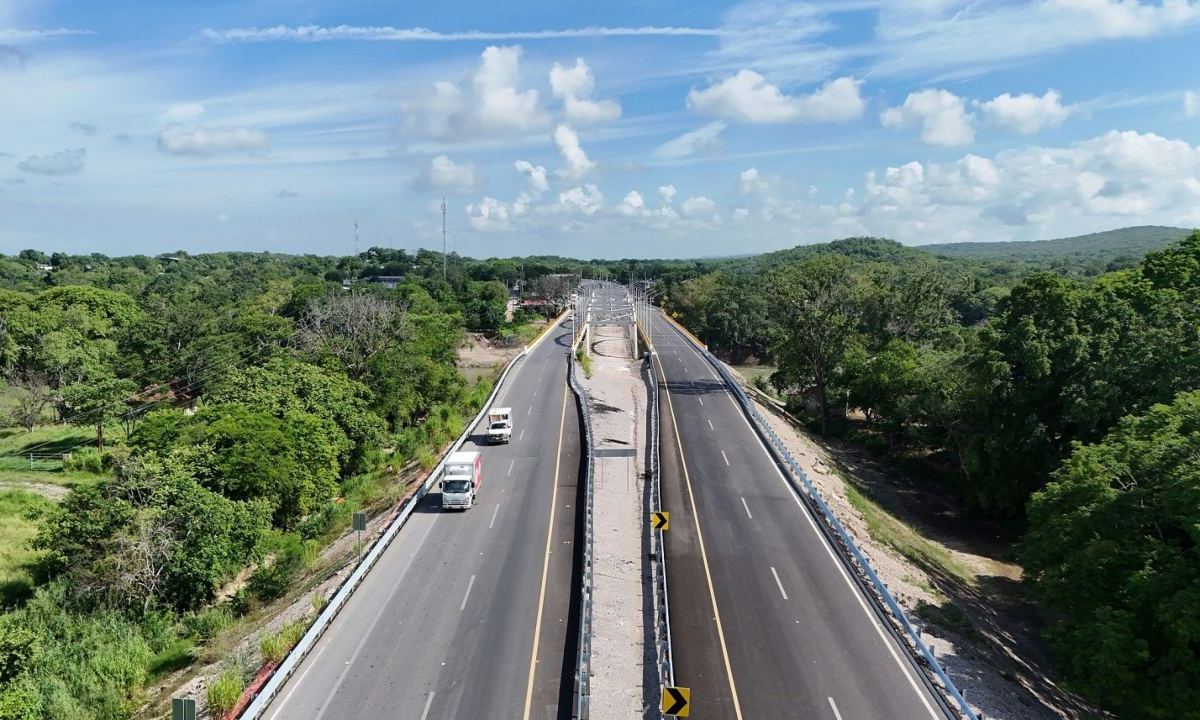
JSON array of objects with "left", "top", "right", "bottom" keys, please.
[
  {"left": 659, "top": 231, "right": 1200, "bottom": 719},
  {"left": 0, "top": 228, "right": 1195, "bottom": 719},
  {"left": 921, "top": 224, "right": 1191, "bottom": 274}
]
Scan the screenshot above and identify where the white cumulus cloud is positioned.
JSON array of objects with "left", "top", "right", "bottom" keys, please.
[
  {"left": 18, "top": 148, "right": 86, "bottom": 176},
  {"left": 554, "top": 124, "right": 596, "bottom": 180},
  {"left": 416, "top": 154, "right": 477, "bottom": 193},
  {"left": 514, "top": 160, "right": 549, "bottom": 193},
  {"left": 157, "top": 124, "right": 268, "bottom": 156},
  {"left": 659, "top": 185, "right": 677, "bottom": 203},
  {"left": 680, "top": 195, "right": 717, "bottom": 217},
  {"left": 616, "top": 190, "right": 648, "bottom": 217},
  {"left": 687, "top": 71, "right": 864, "bottom": 124},
  {"left": 979, "top": 89, "right": 1072, "bottom": 134},
  {"left": 404, "top": 45, "right": 548, "bottom": 140},
  {"left": 558, "top": 184, "right": 604, "bottom": 215},
  {"left": 1186, "top": 90, "right": 1199, "bottom": 118},
  {"left": 655, "top": 121, "right": 727, "bottom": 160},
  {"left": 549, "top": 58, "right": 621, "bottom": 124},
  {"left": 881, "top": 89, "right": 974, "bottom": 146},
  {"left": 466, "top": 196, "right": 511, "bottom": 230}
]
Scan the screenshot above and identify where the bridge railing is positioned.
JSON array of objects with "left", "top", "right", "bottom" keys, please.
[
  {"left": 644, "top": 348, "right": 674, "bottom": 715},
  {"left": 662, "top": 310, "right": 979, "bottom": 720},
  {"left": 568, "top": 334, "right": 595, "bottom": 719}
]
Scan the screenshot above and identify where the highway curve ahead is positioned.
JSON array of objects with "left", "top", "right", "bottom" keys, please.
[
  {"left": 259, "top": 316, "right": 581, "bottom": 720},
  {"left": 650, "top": 309, "right": 955, "bottom": 720}
]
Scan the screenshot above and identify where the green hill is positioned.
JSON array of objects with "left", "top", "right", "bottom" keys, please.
[{"left": 919, "top": 225, "right": 1193, "bottom": 273}]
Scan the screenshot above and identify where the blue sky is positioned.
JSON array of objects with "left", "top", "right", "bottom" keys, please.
[{"left": 2, "top": 0, "right": 1200, "bottom": 258}]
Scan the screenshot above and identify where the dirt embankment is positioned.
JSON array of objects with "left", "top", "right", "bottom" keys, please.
[{"left": 741, "top": 386, "right": 1103, "bottom": 720}]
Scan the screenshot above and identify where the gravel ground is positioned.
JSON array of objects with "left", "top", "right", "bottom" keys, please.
[
  {"left": 740, "top": 384, "right": 1090, "bottom": 720},
  {"left": 582, "top": 325, "right": 646, "bottom": 720}
]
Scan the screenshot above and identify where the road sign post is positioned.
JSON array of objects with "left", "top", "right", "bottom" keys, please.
[
  {"left": 171, "top": 698, "right": 196, "bottom": 720},
  {"left": 352, "top": 511, "right": 367, "bottom": 552}
]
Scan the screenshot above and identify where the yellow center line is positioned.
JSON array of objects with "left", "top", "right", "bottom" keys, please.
[
  {"left": 656, "top": 347, "right": 745, "bottom": 720},
  {"left": 521, "top": 376, "right": 569, "bottom": 720}
]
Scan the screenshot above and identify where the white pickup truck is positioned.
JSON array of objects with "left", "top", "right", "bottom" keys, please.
[
  {"left": 486, "top": 408, "right": 513, "bottom": 444},
  {"left": 441, "top": 451, "right": 482, "bottom": 511}
]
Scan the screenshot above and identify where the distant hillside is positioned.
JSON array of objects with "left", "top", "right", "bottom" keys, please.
[{"left": 919, "top": 226, "right": 1193, "bottom": 273}]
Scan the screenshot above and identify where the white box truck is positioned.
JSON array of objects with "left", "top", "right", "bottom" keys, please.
[
  {"left": 486, "top": 408, "right": 512, "bottom": 444},
  {"left": 441, "top": 451, "right": 482, "bottom": 511}
]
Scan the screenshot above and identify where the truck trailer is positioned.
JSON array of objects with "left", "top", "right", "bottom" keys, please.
[{"left": 441, "top": 450, "right": 483, "bottom": 511}]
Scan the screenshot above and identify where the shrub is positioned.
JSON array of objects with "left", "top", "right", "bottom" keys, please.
[
  {"left": 247, "top": 534, "right": 306, "bottom": 602},
  {"left": 310, "top": 593, "right": 328, "bottom": 614},
  {"left": 0, "top": 620, "right": 40, "bottom": 682},
  {"left": 182, "top": 606, "right": 235, "bottom": 641},
  {"left": 0, "top": 675, "right": 43, "bottom": 720},
  {"left": 206, "top": 667, "right": 245, "bottom": 715},
  {"left": 260, "top": 620, "right": 306, "bottom": 663},
  {"left": 62, "top": 447, "right": 109, "bottom": 473}
]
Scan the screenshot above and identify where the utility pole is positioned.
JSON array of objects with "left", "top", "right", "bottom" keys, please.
[
  {"left": 440, "top": 197, "right": 447, "bottom": 282},
  {"left": 353, "top": 220, "right": 359, "bottom": 256}
]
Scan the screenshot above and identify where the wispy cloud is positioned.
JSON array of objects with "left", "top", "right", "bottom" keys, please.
[
  {"left": 0, "top": 28, "right": 92, "bottom": 42},
  {"left": 199, "top": 24, "right": 724, "bottom": 43}
]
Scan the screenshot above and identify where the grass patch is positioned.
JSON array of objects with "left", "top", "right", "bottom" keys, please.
[
  {"left": 148, "top": 637, "right": 197, "bottom": 677},
  {"left": 0, "top": 424, "right": 101, "bottom": 471},
  {"left": 0, "top": 468, "right": 107, "bottom": 488},
  {"left": 915, "top": 599, "right": 974, "bottom": 635},
  {"left": 841, "top": 480, "right": 975, "bottom": 586},
  {"left": 0, "top": 488, "right": 54, "bottom": 605},
  {"left": 206, "top": 666, "right": 246, "bottom": 715},
  {"left": 575, "top": 348, "right": 592, "bottom": 378}
]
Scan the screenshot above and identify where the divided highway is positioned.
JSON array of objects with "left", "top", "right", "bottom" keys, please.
[
  {"left": 649, "top": 309, "right": 954, "bottom": 720},
  {"left": 259, "top": 316, "right": 581, "bottom": 720}
]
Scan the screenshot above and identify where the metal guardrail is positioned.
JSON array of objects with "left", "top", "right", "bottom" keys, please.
[
  {"left": 567, "top": 340, "right": 595, "bottom": 719},
  {"left": 643, "top": 351, "right": 674, "bottom": 716},
  {"left": 662, "top": 311, "right": 979, "bottom": 720},
  {"left": 239, "top": 316, "right": 564, "bottom": 720}
]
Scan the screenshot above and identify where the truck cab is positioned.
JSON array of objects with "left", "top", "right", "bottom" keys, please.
[
  {"left": 441, "top": 451, "right": 483, "bottom": 511},
  {"left": 486, "top": 407, "right": 513, "bottom": 444}
]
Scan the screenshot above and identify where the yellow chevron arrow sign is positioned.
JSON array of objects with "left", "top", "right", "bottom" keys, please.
[
  {"left": 651, "top": 511, "right": 669, "bottom": 531},
  {"left": 661, "top": 686, "right": 690, "bottom": 717}
]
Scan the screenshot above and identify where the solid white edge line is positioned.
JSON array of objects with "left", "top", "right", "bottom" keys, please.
[
  {"left": 420, "top": 692, "right": 436, "bottom": 720},
  {"left": 266, "top": 642, "right": 328, "bottom": 720},
  {"left": 665, "top": 312, "right": 944, "bottom": 720},
  {"left": 741, "top": 496, "right": 752, "bottom": 519},
  {"left": 310, "top": 517, "right": 441, "bottom": 720},
  {"left": 460, "top": 574, "right": 476, "bottom": 611},
  {"left": 770, "top": 566, "right": 789, "bottom": 600},
  {"left": 828, "top": 696, "right": 845, "bottom": 720}
]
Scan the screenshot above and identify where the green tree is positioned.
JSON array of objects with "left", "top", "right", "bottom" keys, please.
[
  {"left": 61, "top": 378, "right": 137, "bottom": 451},
  {"left": 1022, "top": 391, "right": 1200, "bottom": 719},
  {"left": 207, "top": 356, "right": 382, "bottom": 473},
  {"left": 769, "top": 255, "right": 863, "bottom": 434}
]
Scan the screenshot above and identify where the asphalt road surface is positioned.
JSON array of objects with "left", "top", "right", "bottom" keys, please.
[
  {"left": 649, "top": 309, "right": 954, "bottom": 720},
  {"left": 260, "top": 315, "right": 582, "bottom": 720}
]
